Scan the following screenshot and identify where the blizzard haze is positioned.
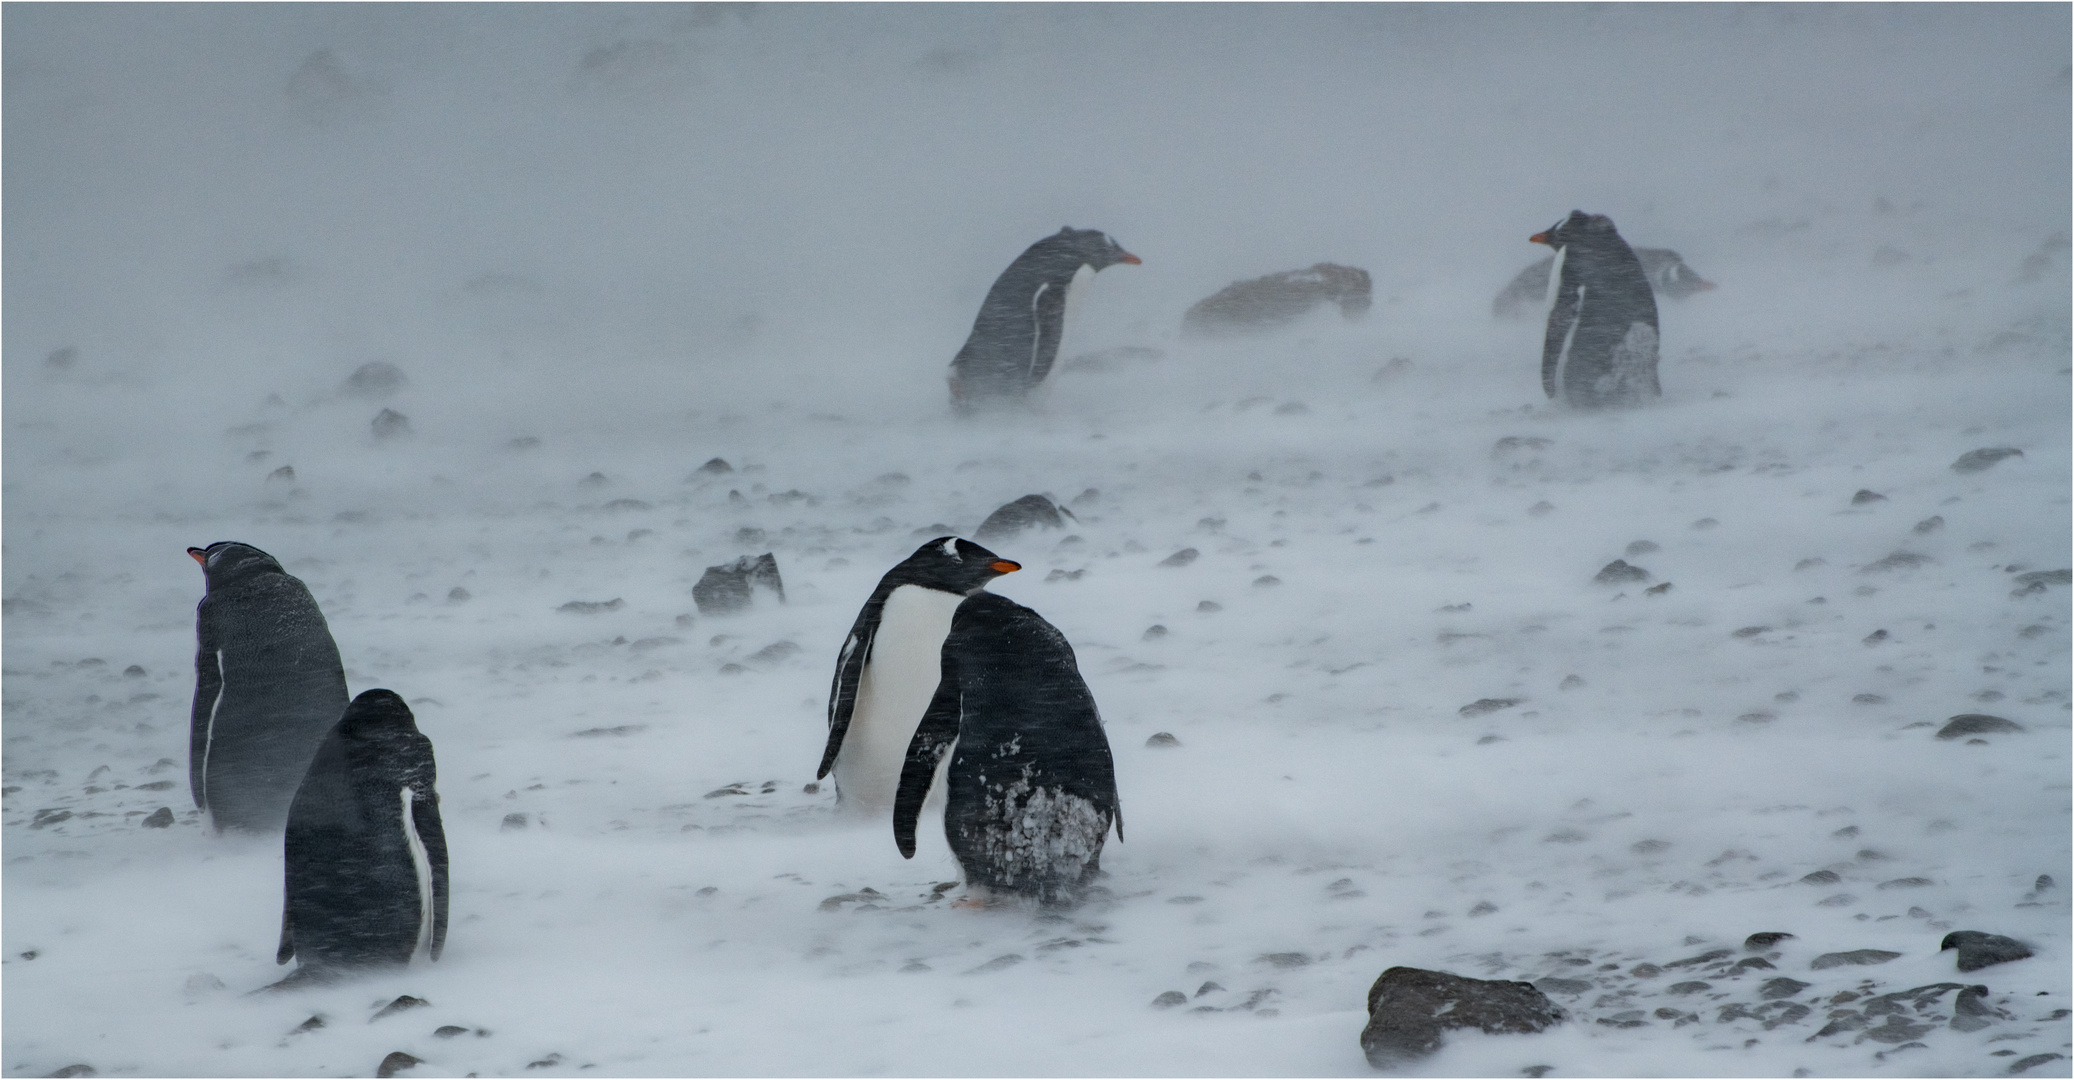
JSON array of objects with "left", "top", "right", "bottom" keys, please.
[{"left": 4, "top": 5, "right": 2070, "bottom": 1078}]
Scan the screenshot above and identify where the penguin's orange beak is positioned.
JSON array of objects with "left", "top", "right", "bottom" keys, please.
[
  {"left": 1118, "top": 252, "right": 1142, "bottom": 265},
  {"left": 1528, "top": 232, "right": 1551, "bottom": 245},
  {"left": 989, "top": 560, "right": 1021, "bottom": 574},
  {"left": 187, "top": 547, "right": 208, "bottom": 566}
]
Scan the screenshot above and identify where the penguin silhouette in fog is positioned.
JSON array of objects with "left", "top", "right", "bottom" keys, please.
[
  {"left": 278, "top": 689, "right": 447, "bottom": 981},
  {"left": 1532, "top": 211, "right": 1661, "bottom": 408},
  {"left": 819, "top": 537, "right": 1022, "bottom": 816},
  {"left": 894, "top": 591, "right": 1120, "bottom": 906},
  {"left": 188, "top": 542, "right": 349, "bottom": 833},
  {"left": 949, "top": 227, "right": 1141, "bottom": 409}
]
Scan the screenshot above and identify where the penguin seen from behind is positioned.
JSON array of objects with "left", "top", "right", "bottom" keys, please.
[
  {"left": 894, "top": 591, "right": 1120, "bottom": 907},
  {"left": 949, "top": 227, "right": 1141, "bottom": 409},
  {"left": 819, "top": 537, "right": 1022, "bottom": 816},
  {"left": 188, "top": 542, "right": 350, "bottom": 833},
  {"left": 278, "top": 689, "right": 448, "bottom": 981},
  {"left": 1532, "top": 211, "right": 1661, "bottom": 408}
]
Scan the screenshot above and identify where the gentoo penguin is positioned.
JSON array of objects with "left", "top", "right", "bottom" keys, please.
[
  {"left": 278, "top": 689, "right": 448, "bottom": 978},
  {"left": 1493, "top": 246, "right": 1713, "bottom": 319},
  {"left": 894, "top": 591, "right": 1120, "bottom": 906},
  {"left": 949, "top": 227, "right": 1141, "bottom": 408},
  {"left": 818, "top": 537, "right": 1021, "bottom": 816},
  {"left": 1532, "top": 211, "right": 1662, "bottom": 408},
  {"left": 1181, "top": 263, "right": 1372, "bottom": 338},
  {"left": 188, "top": 542, "right": 350, "bottom": 833}
]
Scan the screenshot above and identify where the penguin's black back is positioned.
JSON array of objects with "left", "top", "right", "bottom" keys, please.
[
  {"left": 949, "top": 227, "right": 1137, "bottom": 407},
  {"left": 279, "top": 689, "right": 448, "bottom": 973},
  {"left": 895, "top": 592, "right": 1119, "bottom": 904},
  {"left": 1538, "top": 211, "right": 1661, "bottom": 408},
  {"left": 190, "top": 542, "right": 349, "bottom": 832}
]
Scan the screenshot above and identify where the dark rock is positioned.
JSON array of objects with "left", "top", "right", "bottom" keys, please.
[
  {"left": 290, "top": 1015, "right": 326, "bottom": 1034},
  {"left": 964, "top": 954, "right": 1023, "bottom": 974},
  {"left": 501, "top": 813, "right": 529, "bottom": 832},
  {"left": 1594, "top": 559, "right": 1651, "bottom": 585},
  {"left": 1761, "top": 977, "right": 1812, "bottom": 999},
  {"left": 1252, "top": 575, "right": 1281, "bottom": 588},
  {"left": 1667, "top": 981, "right": 1712, "bottom": 995},
  {"left": 1936, "top": 714, "right": 2024, "bottom": 739},
  {"left": 1626, "top": 540, "right": 1660, "bottom": 557},
  {"left": 695, "top": 457, "right": 733, "bottom": 475},
  {"left": 1142, "top": 625, "right": 1168, "bottom": 641},
  {"left": 45, "top": 1067, "right": 95, "bottom": 1079},
  {"left": 1259, "top": 952, "right": 1311, "bottom": 968},
  {"left": 1801, "top": 870, "right": 1842, "bottom": 885},
  {"left": 1196, "top": 600, "right": 1222, "bottom": 613},
  {"left": 1877, "top": 877, "right": 1933, "bottom": 890},
  {"left": 1731, "top": 957, "right": 1776, "bottom": 972},
  {"left": 1811, "top": 950, "right": 1901, "bottom": 970},
  {"left": 1941, "top": 931, "right": 2033, "bottom": 971},
  {"left": 1912, "top": 515, "right": 1944, "bottom": 534},
  {"left": 375, "top": 1052, "right": 421, "bottom": 1078},
  {"left": 1763, "top": 1003, "right": 1812, "bottom": 1029},
  {"left": 1717, "top": 1003, "right": 1758, "bottom": 1022},
  {"left": 1733, "top": 625, "right": 1773, "bottom": 638},
  {"left": 372, "top": 995, "right": 430, "bottom": 1021},
  {"left": 1183, "top": 263, "right": 1371, "bottom": 337},
  {"left": 434, "top": 1025, "right": 469, "bottom": 1038},
  {"left": 1862, "top": 551, "right": 1932, "bottom": 573},
  {"left": 1459, "top": 698, "right": 1522, "bottom": 718},
  {"left": 1645, "top": 582, "right": 1673, "bottom": 596},
  {"left": 447, "top": 587, "right": 470, "bottom": 602},
  {"left": 1853, "top": 693, "right": 1886, "bottom": 704},
  {"left": 141, "top": 807, "right": 175, "bottom": 828},
  {"left": 1159, "top": 548, "right": 1200, "bottom": 568},
  {"left": 2009, "top": 1053, "right": 2065, "bottom": 1074},
  {"left": 1850, "top": 489, "right": 1887, "bottom": 505},
  {"left": 2037, "top": 875, "right": 2056, "bottom": 892},
  {"left": 2014, "top": 569, "right": 2072, "bottom": 588},
  {"left": 1860, "top": 1015, "right": 1932, "bottom": 1044},
  {"left": 1629, "top": 963, "right": 1662, "bottom": 978},
  {"left": 1492, "top": 436, "right": 1554, "bottom": 457},
  {"left": 1863, "top": 629, "right": 1889, "bottom": 645},
  {"left": 342, "top": 362, "right": 407, "bottom": 399},
  {"left": 1954, "top": 984, "right": 1995, "bottom": 1017},
  {"left": 370, "top": 408, "right": 412, "bottom": 440},
  {"left": 1152, "top": 990, "right": 1188, "bottom": 1008},
  {"left": 1533, "top": 977, "right": 1593, "bottom": 995},
  {"left": 557, "top": 598, "right": 624, "bottom": 615},
  {"left": 1145, "top": 732, "right": 1181, "bottom": 748},
  {"left": 1522, "top": 1068, "right": 1553, "bottom": 1079},
  {"left": 1951, "top": 448, "right": 2023, "bottom": 473},
  {"left": 30, "top": 809, "right": 71, "bottom": 829},
  {"left": 974, "top": 494, "right": 1076, "bottom": 543},
  {"left": 525, "top": 1054, "right": 562, "bottom": 1070},
  {"left": 749, "top": 641, "right": 801, "bottom": 664},
  {"left": 693, "top": 553, "right": 785, "bottom": 615},
  {"left": 1665, "top": 949, "right": 1733, "bottom": 969},
  {"left": 1360, "top": 967, "right": 1564, "bottom": 1066}
]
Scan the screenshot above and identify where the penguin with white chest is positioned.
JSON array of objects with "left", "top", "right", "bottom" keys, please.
[
  {"left": 894, "top": 591, "right": 1120, "bottom": 906},
  {"left": 818, "top": 537, "right": 1022, "bottom": 816},
  {"left": 1533, "top": 210, "right": 1662, "bottom": 408},
  {"left": 188, "top": 541, "right": 350, "bottom": 833},
  {"left": 277, "top": 689, "right": 448, "bottom": 980},
  {"left": 949, "top": 227, "right": 1141, "bottom": 409}
]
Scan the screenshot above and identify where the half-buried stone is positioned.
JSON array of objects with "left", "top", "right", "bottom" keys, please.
[{"left": 1360, "top": 967, "right": 1564, "bottom": 1066}]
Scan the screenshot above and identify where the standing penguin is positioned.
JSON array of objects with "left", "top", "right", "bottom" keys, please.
[
  {"left": 949, "top": 227, "right": 1141, "bottom": 408},
  {"left": 278, "top": 689, "right": 448, "bottom": 979},
  {"left": 818, "top": 537, "right": 1021, "bottom": 816},
  {"left": 894, "top": 591, "right": 1120, "bottom": 906},
  {"left": 188, "top": 542, "right": 350, "bottom": 832},
  {"left": 1532, "top": 211, "right": 1662, "bottom": 408}
]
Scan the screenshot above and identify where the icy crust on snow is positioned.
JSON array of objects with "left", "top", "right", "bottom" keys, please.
[{"left": 4, "top": 4, "right": 2071, "bottom": 1077}]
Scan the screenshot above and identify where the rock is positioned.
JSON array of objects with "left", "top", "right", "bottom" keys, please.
[
  {"left": 1732, "top": 625, "right": 1773, "bottom": 638},
  {"left": 1645, "top": 582, "right": 1673, "bottom": 596},
  {"left": 141, "top": 807, "right": 175, "bottom": 828},
  {"left": 695, "top": 457, "right": 734, "bottom": 475},
  {"left": 2009, "top": 1053, "right": 2064, "bottom": 1074},
  {"left": 1850, "top": 489, "right": 1887, "bottom": 505},
  {"left": 1912, "top": 515, "right": 1944, "bottom": 534},
  {"left": 1877, "top": 877, "right": 1933, "bottom": 889},
  {"left": 45, "top": 1067, "right": 94, "bottom": 1079},
  {"left": 1361, "top": 967, "right": 1564, "bottom": 1066},
  {"left": 1533, "top": 977, "right": 1593, "bottom": 995},
  {"left": 1142, "top": 625, "right": 1168, "bottom": 641},
  {"left": 1760, "top": 977, "right": 1811, "bottom": 999},
  {"left": 1664, "top": 949, "right": 1733, "bottom": 969},
  {"left": 342, "top": 362, "right": 407, "bottom": 399},
  {"left": 370, "top": 408, "right": 412, "bottom": 440},
  {"left": 1862, "top": 551, "right": 1932, "bottom": 573},
  {"left": 1626, "top": 540, "right": 1660, "bottom": 556},
  {"left": 693, "top": 553, "right": 785, "bottom": 615},
  {"left": 1196, "top": 600, "right": 1222, "bottom": 613},
  {"left": 1730, "top": 957, "right": 1775, "bottom": 972},
  {"left": 1951, "top": 448, "right": 2023, "bottom": 473},
  {"left": 1151, "top": 990, "right": 1188, "bottom": 1008},
  {"left": 375, "top": 1052, "right": 421, "bottom": 1078},
  {"left": 1492, "top": 436, "right": 1554, "bottom": 457},
  {"left": 1745, "top": 931, "right": 1796, "bottom": 951},
  {"left": 501, "top": 813, "right": 529, "bottom": 831},
  {"left": 1629, "top": 963, "right": 1662, "bottom": 978},
  {"left": 1252, "top": 575, "right": 1281, "bottom": 588},
  {"left": 1941, "top": 931, "right": 2033, "bottom": 971},
  {"left": 973, "top": 494, "right": 1076, "bottom": 543},
  {"left": 1159, "top": 548, "right": 1199, "bottom": 568},
  {"left": 1859, "top": 1015, "right": 1932, "bottom": 1044},
  {"left": 1811, "top": 950, "right": 1901, "bottom": 970},
  {"left": 1594, "top": 559, "right": 1651, "bottom": 585},
  {"left": 1953, "top": 984, "right": 1995, "bottom": 1018},
  {"left": 1936, "top": 714, "right": 2024, "bottom": 739},
  {"left": 1145, "top": 732, "right": 1181, "bottom": 748},
  {"left": 433, "top": 1025, "right": 469, "bottom": 1039},
  {"left": 1667, "top": 981, "right": 1711, "bottom": 995},
  {"left": 372, "top": 995, "right": 430, "bottom": 1021},
  {"left": 964, "top": 954, "right": 1024, "bottom": 974},
  {"left": 556, "top": 598, "right": 624, "bottom": 615},
  {"left": 30, "top": 809, "right": 72, "bottom": 829},
  {"left": 525, "top": 1054, "right": 562, "bottom": 1070},
  {"left": 447, "top": 587, "right": 470, "bottom": 602},
  {"left": 1853, "top": 693, "right": 1886, "bottom": 704},
  {"left": 749, "top": 641, "right": 801, "bottom": 664},
  {"left": 1258, "top": 952, "right": 1311, "bottom": 968},
  {"left": 1863, "top": 629, "right": 1889, "bottom": 645},
  {"left": 266, "top": 465, "right": 296, "bottom": 484},
  {"left": 1458, "top": 698, "right": 1522, "bottom": 718},
  {"left": 1182, "top": 263, "right": 1371, "bottom": 337},
  {"left": 2014, "top": 569, "right": 2071, "bottom": 587}
]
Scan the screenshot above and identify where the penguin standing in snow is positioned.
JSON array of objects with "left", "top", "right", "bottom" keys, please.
[
  {"left": 188, "top": 542, "right": 350, "bottom": 833},
  {"left": 894, "top": 591, "right": 1120, "bottom": 906},
  {"left": 949, "top": 227, "right": 1141, "bottom": 409},
  {"left": 1532, "top": 211, "right": 1662, "bottom": 408},
  {"left": 818, "top": 537, "right": 1023, "bottom": 816},
  {"left": 277, "top": 689, "right": 448, "bottom": 979}
]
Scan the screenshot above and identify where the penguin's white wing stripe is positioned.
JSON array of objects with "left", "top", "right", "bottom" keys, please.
[
  {"left": 401, "top": 786, "right": 435, "bottom": 961},
  {"left": 1028, "top": 281, "right": 1051, "bottom": 380},
  {"left": 201, "top": 649, "right": 225, "bottom": 809}
]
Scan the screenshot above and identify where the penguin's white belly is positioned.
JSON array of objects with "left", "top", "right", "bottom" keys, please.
[{"left": 835, "top": 585, "right": 964, "bottom": 815}]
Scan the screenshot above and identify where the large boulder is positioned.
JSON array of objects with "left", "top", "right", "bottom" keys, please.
[
  {"left": 1360, "top": 966, "right": 1564, "bottom": 1067},
  {"left": 973, "top": 494, "right": 1076, "bottom": 544},
  {"left": 693, "top": 553, "right": 785, "bottom": 615},
  {"left": 1183, "top": 263, "right": 1371, "bottom": 337}
]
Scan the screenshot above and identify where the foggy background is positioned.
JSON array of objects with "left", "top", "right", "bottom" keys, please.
[{"left": 5, "top": 5, "right": 2069, "bottom": 1077}]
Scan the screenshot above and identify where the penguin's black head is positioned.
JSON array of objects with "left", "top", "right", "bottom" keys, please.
[
  {"left": 1529, "top": 210, "right": 1618, "bottom": 249},
  {"left": 336, "top": 689, "right": 419, "bottom": 737},
  {"left": 187, "top": 541, "right": 286, "bottom": 588},
  {"left": 895, "top": 536, "right": 1021, "bottom": 595},
  {"left": 1055, "top": 226, "right": 1142, "bottom": 271}
]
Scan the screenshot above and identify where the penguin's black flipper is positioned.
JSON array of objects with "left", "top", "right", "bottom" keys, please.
[
  {"left": 892, "top": 655, "right": 963, "bottom": 859},
  {"left": 817, "top": 606, "right": 881, "bottom": 780},
  {"left": 275, "top": 897, "right": 294, "bottom": 965}
]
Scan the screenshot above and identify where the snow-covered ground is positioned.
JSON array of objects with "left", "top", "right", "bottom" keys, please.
[{"left": 4, "top": 6, "right": 2069, "bottom": 1077}]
